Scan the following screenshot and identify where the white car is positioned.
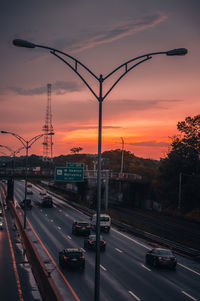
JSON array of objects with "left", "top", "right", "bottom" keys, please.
[
  {"left": 0, "top": 218, "right": 3, "bottom": 230},
  {"left": 40, "top": 189, "right": 47, "bottom": 196},
  {"left": 91, "top": 214, "right": 111, "bottom": 233}
]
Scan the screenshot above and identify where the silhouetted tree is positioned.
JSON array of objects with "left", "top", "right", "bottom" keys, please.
[
  {"left": 70, "top": 147, "right": 83, "bottom": 154},
  {"left": 158, "top": 115, "right": 200, "bottom": 212}
]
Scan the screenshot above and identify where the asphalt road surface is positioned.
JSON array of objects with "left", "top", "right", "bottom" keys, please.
[{"left": 14, "top": 180, "right": 200, "bottom": 301}]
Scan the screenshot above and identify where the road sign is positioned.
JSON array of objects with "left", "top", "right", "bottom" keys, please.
[{"left": 55, "top": 164, "right": 84, "bottom": 182}]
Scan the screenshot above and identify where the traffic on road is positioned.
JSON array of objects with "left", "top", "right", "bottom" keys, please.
[{"left": 4, "top": 180, "right": 200, "bottom": 301}]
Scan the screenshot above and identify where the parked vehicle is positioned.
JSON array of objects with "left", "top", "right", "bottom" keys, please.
[
  {"left": 72, "top": 220, "right": 91, "bottom": 236},
  {"left": 145, "top": 248, "right": 177, "bottom": 269},
  {"left": 91, "top": 214, "right": 111, "bottom": 232},
  {"left": 59, "top": 248, "right": 85, "bottom": 269},
  {"left": 84, "top": 234, "right": 106, "bottom": 251}
]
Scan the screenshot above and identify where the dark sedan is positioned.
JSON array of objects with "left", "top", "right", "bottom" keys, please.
[
  {"left": 20, "top": 199, "right": 32, "bottom": 210},
  {"left": 145, "top": 248, "right": 177, "bottom": 269},
  {"left": 72, "top": 221, "right": 91, "bottom": 236},
  {"left": 59, "top": 248, "right": 85, "bottom": 270},
  {"left": 84, "top": 234, "right": 106, "bottom": 251}
]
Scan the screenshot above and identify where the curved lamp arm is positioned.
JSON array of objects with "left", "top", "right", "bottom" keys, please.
[
  {"left": 13, "top": 39, "right": 187, "bottom": 102},
  {"left": 1, "top": 130, "right": 27, "bottom": 147},
  {"left": 28, "top": 132, "right": 54, "bottom": 147}
]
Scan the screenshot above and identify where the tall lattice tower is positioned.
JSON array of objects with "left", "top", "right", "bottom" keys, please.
[{"left": 43, "top": 83, "right": 54, "bottom": 161}]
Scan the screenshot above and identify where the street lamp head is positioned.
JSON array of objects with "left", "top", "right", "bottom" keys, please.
[
  {"left": 166, "top": 48, "right": 188, "bottom": 56},
  {"left": 13, "top": 39, "right": 36, "bottom": 48}
]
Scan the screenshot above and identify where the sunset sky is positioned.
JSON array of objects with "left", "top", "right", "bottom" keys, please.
[{"left": 0, "top": 0, "right": 200, "bottom": 160}]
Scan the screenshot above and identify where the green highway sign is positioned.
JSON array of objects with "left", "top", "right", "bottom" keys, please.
[
  {"left": 66, "top": 163, "right": 84, "bottom": 168},
  {"left": 55, "top": 164, "right": 84, "bottom": 182}
]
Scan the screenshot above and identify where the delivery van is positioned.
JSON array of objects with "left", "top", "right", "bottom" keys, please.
[{"left": 91, "top": 214, "right": 111, "bottom": 232}]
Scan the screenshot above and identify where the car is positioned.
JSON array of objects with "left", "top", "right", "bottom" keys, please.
[
  {"left": 41, "top": 196, "right": 53, "bottom": 208},
  {"left": 91, "top": 214, "right": 111, "bottom": 232},
  {"left": 27, "top": 189, "right": 33, "bottom": 195},
  {"left": 72, "top": 221, "right": 91, "bottom": 236},
  {"left": 59, "top": 248, "right": 85, "bottom": 269},
  {"left": 40, "top": 189, "right": 47, "bottom": 196},
  {"left": 84, "top": 234, "right": 106, "bottom": 251},
  {"left": 20, "top": 199, "right": 32, "bottom": 210},
  {"left": 0, "top": 217, "right": 3, "bottom": 230},
  {"left": 145, "top": 248, "right": 177, "bottom": 269}
]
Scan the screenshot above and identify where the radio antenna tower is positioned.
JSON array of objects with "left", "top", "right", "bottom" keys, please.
[{"left": 43, "top": 83, "right": 54, "bottom": 161}]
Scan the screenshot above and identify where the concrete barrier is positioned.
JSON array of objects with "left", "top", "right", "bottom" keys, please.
[{"left": 9, "top": 201, "right": 64, "bottom": 301}]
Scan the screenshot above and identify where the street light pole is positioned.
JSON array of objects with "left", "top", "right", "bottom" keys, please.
[
  {"left": 12, "top": 38, "right": 187, "bottom": 301},
  {"left": 0, "top": 144, "right": 24, "bottom": 174},
  {"left": 120, "top": 137, "right": 125, "bottom": 177},
  {"left": 0, "top": 130, "right": 54, "bottom": 228}
]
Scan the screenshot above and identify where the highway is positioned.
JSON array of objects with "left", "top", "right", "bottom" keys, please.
[{"left": 14, "top": 180, "right": 200, "bottom": 301}]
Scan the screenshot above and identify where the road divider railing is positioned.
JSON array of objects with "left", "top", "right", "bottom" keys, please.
[{"left": 8, "top": 200, "right": 64, "bottom": 301}]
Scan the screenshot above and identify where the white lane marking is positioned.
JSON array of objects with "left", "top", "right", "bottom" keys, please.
[
  {"left": 115, "top": 248, "right": 123, "bottom": 253},
  {"left": 100, "top": 265, "right": 107, "bottom": 271},
  {"left": 58, "top": 226, "right": 61, "bottom": 230},
  {"left": 112, "top": 228, "right": 150, "bottom": 250},
  {"left": 51, "top": 219, "right": 54, "bottom": 222},
  {"left": 45, "top": 214, "right": 48, "bottom": 217},
  {"left": 178, "top": 263, "right": 200, "bottom": 276},
  {"left": 182, "top": 291, "right": 197, "bottom": 301},
  {"left": 129, "top": 290, "right": 141, "bottom": 300},
  {"left": 112, "top": 229, "right": 200, "bottom": 277},
  {"left": 81, "top": 248, "right": 86, "bottom": 253},
  {"left": 59, "top": 209, "right": 62, "bottom": 212},
  {"left": 40, "top": 209, "right": 43, "bottom": 212},
  {"left": 67, "top": 235, "right": 71, "bottom": 240},
  {"left": 141, "top": 264, "right": 151, "bottom": 272}
]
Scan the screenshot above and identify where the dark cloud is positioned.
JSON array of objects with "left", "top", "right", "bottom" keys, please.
[
  {"left": 8, "top": 81, "right": 84, "bottom": 96},
  {"left": 128, "top": 140, "right": 169, "bottom": 147},
  {"left": 67, "top": 13, "right": 167, "bottom": 53},
  {"left": 105, "top": 98, "right": 182, "bottom": 112}
]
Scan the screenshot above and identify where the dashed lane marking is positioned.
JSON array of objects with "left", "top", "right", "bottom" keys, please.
[
  {"left": 129, "top": 290, "right": 141, "bottom": 300},
  {"left": 100, "top": 265, "right": 107, "bottom": 271},
  {"left": 182, "top": 291, "right": 197, "bottom": 301},
  {"left": 141, "top": 264, "right": 151, "bottom": 272},
  {"left": 115, "top": 248, "right": 123, "bottom": 253}
]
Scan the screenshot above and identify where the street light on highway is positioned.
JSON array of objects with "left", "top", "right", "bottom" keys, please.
[
  {"left": 0, "top": 144, "right": 25, "bottom": 173},
  {"left": 0, "top": 130, "right": 54, "bottom": 228},
  {"left": 12, "top": 38, "right": 187, "bottom": 301}
]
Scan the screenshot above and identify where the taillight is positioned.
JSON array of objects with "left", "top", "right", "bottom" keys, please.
[
  {"left": 86, "top": 225, "right": 91, "bottom": 228},
  {"left": 64, "top": 256, "right": 68, "bottom": 260},
  {"left": 103, "top": 241, "right": 106, "bottom": 245},
  {"left": 89, "top": 240, "right": 93, "bottom": 244},
  {"left": 173, "top": 257, "right": 176, "bottom": 260},
  {"left": 158, "top": 257, "right": 163, "bottom": 260},
  {"left": 76, "top": 225, "right": 81, "bottom": 228},
  {"left": 81, "top": 256, "right": 85, "bottom": 259}
]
